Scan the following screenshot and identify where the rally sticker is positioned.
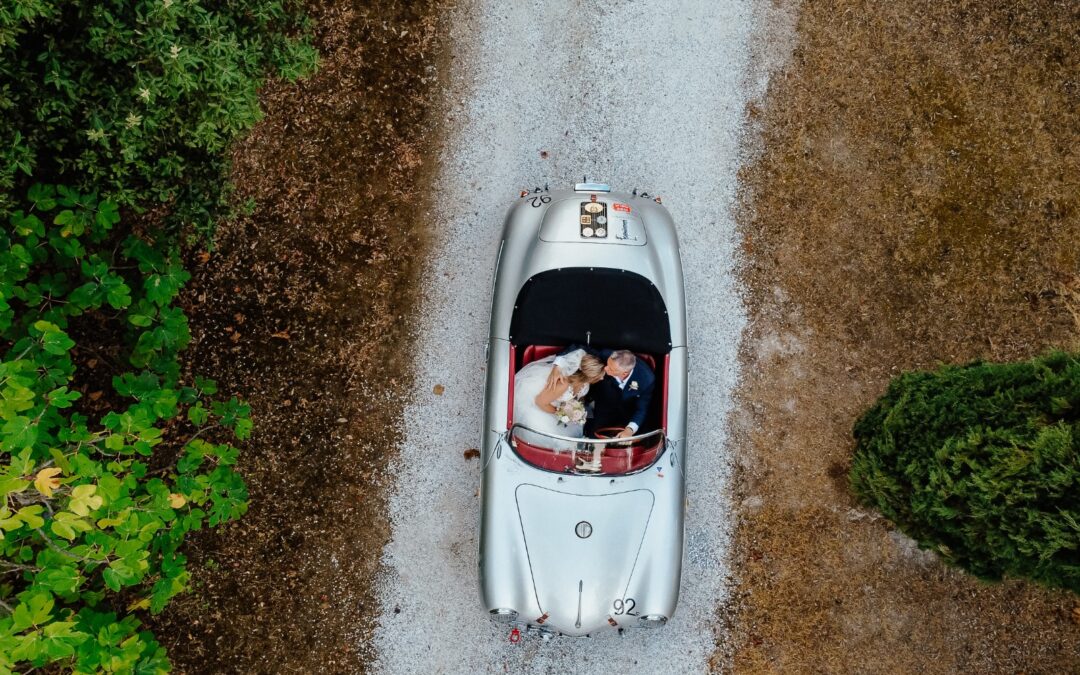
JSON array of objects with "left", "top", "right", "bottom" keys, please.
[{"left": 613, "top": 203, "right": 632, "bottom": 213}]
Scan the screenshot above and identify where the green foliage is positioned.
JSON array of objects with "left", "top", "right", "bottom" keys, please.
[
  {"left": 0, "top": 0, "right": 317, "bottom": 237},
  {"left": 0, "top": 186, "right": 250, "bottom": 673},
  {"left": 851, "top": 352, "right": 1080, "bottom": 593},
  {"left": 0, "top": 1, "right": 312, "bottom": 668}
]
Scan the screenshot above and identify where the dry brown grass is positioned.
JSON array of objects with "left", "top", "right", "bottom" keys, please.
[
  {"left": 726, "top": 0, "right": 1080, "bottom": 672},
  {"left": 145, "top": 1, "right": 449, "bottom": 672}
]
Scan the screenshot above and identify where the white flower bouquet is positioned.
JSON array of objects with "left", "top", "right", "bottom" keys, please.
[{"left": 554, "top": 399, "right": 586, "bottom": 427}]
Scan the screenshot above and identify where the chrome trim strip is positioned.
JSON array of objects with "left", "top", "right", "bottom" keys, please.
[
  {"left": 575, "top": 579, "right": 584, "bottom": 628},
  {"left": 574, "top": 182, "right": 611, "bottom": 192},
  {"left": 508, "top": 423, "right": 664, "bottom": 446}
]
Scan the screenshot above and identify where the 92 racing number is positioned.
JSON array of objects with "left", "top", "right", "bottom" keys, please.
[{"left": 612, "top": 598, "right": 638, "bottom": 616}]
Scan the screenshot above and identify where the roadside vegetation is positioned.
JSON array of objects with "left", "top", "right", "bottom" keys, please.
[
  {"left": 730, "top": 0, "right": 1080, "bottom": 671},
  {"left": 852, "top": 352, "right": 1080, "bottom": 594},
  {"left": 0, "top": 1, "right": 316, "bottom": 238},
  {"left": 0, "top": 2, "right": 314, "bottom": 671},
  {"left": 142, "top": 2, "right": 447, "bottom": 671}
]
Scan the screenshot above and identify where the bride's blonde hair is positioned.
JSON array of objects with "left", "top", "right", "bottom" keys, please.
[{"left": 568, "top": 354, "right": 605, "bottom": 387}]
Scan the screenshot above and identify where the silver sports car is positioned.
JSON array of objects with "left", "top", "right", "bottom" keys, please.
[{"left": 479, "top": 182, "right": 688, "bottom": 637}]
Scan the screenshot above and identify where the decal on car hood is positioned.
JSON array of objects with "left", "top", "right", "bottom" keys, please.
[{"left": 538, "top": 199, "right": 647, "bottom": 246}]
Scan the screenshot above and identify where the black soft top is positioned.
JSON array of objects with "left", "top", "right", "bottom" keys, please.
[{"left": 508, "top": 268, "right": 672, "bottom": 354}]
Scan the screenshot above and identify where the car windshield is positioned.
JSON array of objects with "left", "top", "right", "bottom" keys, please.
[{"left": 509, "top": 424, "right": 666, "bottom": 476}]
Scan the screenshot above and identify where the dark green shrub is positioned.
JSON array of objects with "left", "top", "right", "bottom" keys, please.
[
  {"left": 0, "top": 2, "right": 315, "bottom": 668},
  {"left": 0, "top": 0, "right": 317, "bottom": 237},
  {"left": 0, "top": 185, "right": 250, "bottom": 671},
  {"left": 851, "top": 352, "right": 1080, "bottom": 593}
]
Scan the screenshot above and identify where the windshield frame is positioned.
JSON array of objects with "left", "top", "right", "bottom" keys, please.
[{"left": 508, "top": 423, "right": 667, "bottom": 476}]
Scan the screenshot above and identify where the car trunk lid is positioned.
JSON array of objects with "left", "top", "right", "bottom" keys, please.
[{"left": 515, "top": 484, "right": 654, "bottom": 635}]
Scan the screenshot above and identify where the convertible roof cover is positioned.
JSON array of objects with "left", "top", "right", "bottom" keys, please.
[{"left": 509, "top": 268, "right": 672, "bottom": 353}]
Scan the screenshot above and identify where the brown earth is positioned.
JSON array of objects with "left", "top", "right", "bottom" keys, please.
[
  {"left": 724, "top": 0, "right": 1080, "bottom": 673},
  {"left": 145, "top": 1, "right": 449, "bottom": 672}
]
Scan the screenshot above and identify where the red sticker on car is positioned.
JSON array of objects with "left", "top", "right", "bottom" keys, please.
[{"left": 613, "top": 203, "right": 631, "bottom": 213}]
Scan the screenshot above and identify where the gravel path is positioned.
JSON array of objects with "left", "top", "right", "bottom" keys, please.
[{"left": 374, "top": 1, "right": 770, "bottom": 671}]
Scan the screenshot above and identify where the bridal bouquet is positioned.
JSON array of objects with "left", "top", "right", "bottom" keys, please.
[{"left": 554, "top": 399, "right": 587, "bottom": 427}]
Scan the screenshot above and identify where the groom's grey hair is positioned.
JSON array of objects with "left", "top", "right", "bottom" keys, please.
[{"left": 610, "top": 350, "right": 636, "bottom": 371}]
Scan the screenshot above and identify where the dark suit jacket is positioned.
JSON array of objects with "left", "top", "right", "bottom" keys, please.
[{"left": 560, "top": 344, "right": 655, "bottom": 431}]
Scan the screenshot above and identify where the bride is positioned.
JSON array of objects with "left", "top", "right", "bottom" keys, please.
[{"left": 513, "top": 348, "right": 604, "bottom": 450}]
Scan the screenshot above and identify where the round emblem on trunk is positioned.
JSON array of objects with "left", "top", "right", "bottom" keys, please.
[{"left": 575, "top": 521, "right": 593, "bottom": 539}]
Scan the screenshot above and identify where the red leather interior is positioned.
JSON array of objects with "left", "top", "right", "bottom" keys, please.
[
  {"left": 513, "top": 437, "right": 663, "bottom": 474},
  {"left": 521, "top": 344, "right": 560, "bottom": 365},
  {"left": 509, "top": 343, "right": 668, "bottom": 474}
]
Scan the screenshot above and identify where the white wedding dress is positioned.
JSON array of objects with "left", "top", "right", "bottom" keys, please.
[{"left": 513, "top": 351, "right": 590, "bottom": 451}]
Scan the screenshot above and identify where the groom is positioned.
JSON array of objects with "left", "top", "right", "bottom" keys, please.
[{"left": 559, "top": 345, "right": 655, "bottom": 439}]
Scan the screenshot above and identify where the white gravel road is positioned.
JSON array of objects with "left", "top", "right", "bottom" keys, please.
[{"left": 373, "top": 1, "right": 777, "bottom": 672}]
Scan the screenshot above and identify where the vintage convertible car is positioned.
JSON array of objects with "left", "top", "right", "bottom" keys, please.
[{"left": 479, "top": 181, "right": 688, "bottom": 637}]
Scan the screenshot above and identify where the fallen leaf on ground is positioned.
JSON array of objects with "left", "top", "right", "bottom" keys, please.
[
  {"left": 433, "top": 384, "right": 445, "bottom": 395},
  {"left": 127, "top": 597, "right": 151, "bottom": 612},
  {"left": 463, "top": 448, "right": 480, "bottom": 460},
  {"left": 271, "top": 330, "right": 290, "bottom": 340}
]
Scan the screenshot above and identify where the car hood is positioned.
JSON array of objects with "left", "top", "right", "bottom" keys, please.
[{"left": 515, "top": 484, "right": 654, "bottom": 635}]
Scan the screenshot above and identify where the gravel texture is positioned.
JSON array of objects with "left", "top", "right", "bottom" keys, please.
[{"left": 373, "top": 0, "right": 770, "bottom": 671}]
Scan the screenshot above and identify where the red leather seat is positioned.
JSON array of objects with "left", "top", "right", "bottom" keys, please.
[{"left": 521, "top": 344, "right": 561, "bottom": 366}]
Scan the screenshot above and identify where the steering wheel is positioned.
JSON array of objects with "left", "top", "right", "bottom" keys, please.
[
  {"left": 592, "top": 426, "right": 627, "bottom": 439},
  {"left": 593, "top": 426, "right": 635, "bottom": 447}
]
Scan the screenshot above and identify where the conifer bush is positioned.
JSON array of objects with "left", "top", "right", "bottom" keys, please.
[{"left": 851, "top": 352, "right": 1080, "bottom": 593}]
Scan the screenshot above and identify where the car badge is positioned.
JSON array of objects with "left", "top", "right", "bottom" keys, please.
[
  {"left": 580, "top": 201, "right": 608, "bottom": 238},
  {"left": 575, "top": 521, "right": 593, "bottom": 539}
]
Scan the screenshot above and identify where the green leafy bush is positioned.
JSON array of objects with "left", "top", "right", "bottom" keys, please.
[
  {"left": 0, "top": 0, "right": 317, "bottom": 237},
  {"left": 0, "top": 1, "right": 314, "bottom": 669},
  {"left": 851, "top": 352, "right": 1080, "bottom": 593},
  {"left": 0, "top": 186, "right": 250, "bottom": 672}
]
